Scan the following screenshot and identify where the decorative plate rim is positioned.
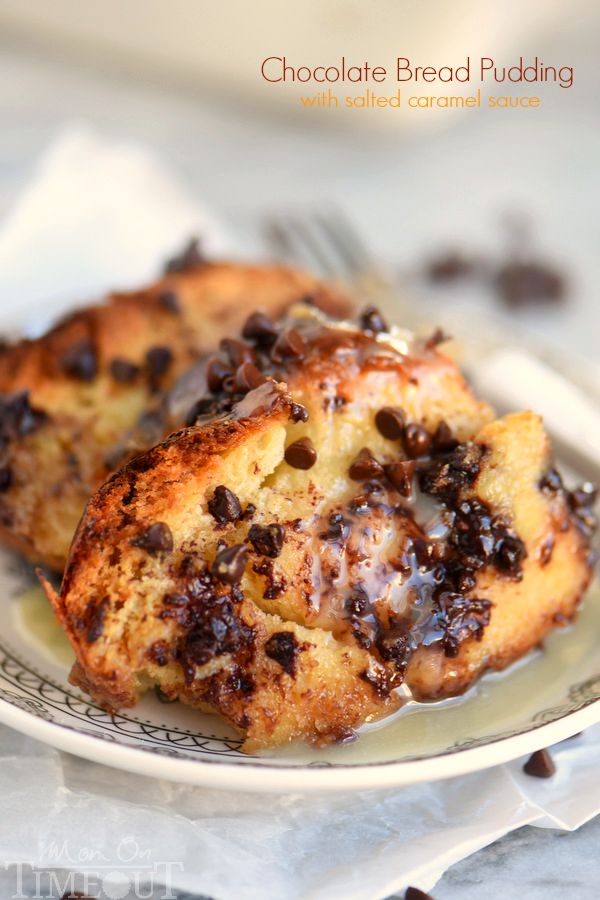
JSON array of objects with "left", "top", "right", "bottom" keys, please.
[{"left": 0, "top": 634, "right": 599, "bottom": 792}]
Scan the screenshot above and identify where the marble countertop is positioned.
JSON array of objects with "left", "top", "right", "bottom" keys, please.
[{"left": 0, "top": 32, "right": 597, "bottom": 900}]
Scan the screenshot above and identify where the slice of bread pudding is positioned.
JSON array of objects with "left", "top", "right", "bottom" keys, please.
[
  {"left": 0, "top": 260, "right": 349, "bottom": 570},
  {"left": 42, "top": 305, "right": 596, "bottom": 751}
]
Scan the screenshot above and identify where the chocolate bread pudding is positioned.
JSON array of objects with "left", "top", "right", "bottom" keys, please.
[{"left": 41, "top": 304, "right": 596, "bottom": 751}]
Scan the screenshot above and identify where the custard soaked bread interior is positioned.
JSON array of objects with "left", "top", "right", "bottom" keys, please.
[
  {"left": 43, "top": 307, "right": 597, "bottom": 751},
  {"left": 0, "top": 260, "right": 349, "bottom": 570}
]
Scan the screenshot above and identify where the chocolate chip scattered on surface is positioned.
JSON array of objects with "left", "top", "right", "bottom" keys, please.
[{"left": 523, "top": 747, "right": 556, "bottom": 778}]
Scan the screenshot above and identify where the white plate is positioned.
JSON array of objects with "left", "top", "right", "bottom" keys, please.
[{"left": 0, "top": 548, "right": 598, "bottom": 793}]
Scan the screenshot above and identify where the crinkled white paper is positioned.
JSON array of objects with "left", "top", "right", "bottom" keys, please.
[{"left": 0, "top": 130, "right": 598, "bottom": 900}]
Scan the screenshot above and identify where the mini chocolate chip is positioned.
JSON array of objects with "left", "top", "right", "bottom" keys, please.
[
  {"left": 206, "top": 357, "right": 234, "bottom": 393},
  {"left": 146, "top": 346, "right": 173, "bottom": 378},
  {"left": 523, "top": 748, "right": 556, "bottom": 778},
  {"left": 212, "top": 543, "right": 248, "bottom": 584},
  {"left": 264, "top": 631, "right": 299, "bottom": 675},
  {"left": 349, "top": 448, "right": 384, "bottom": 481},
  {"left": 249, "top": 523, "right": 285, "bottom": 558},
  {"left": 234, "top": 362, "right": 266, "bottom": 393},
  {"left": 424, "top": 327, "right": 450, "bottom": 350},
  {"left": 86, "top": 599, "right": 108, "bottom": 643},
  {"left": 284, "top": 437, "right": 317, "bottom": 470},
  {"left": 271, "top": 328, "right": 306, "bottom": 362},
  {"left": 540, "top": 468, "right": 563, "bottom": 493},
  {"left": 403, "top": 423, "right": 431, "bottom": 458},
  {"left": 0, "top": 466, "right": 12, "bottom": 492},
  {"left": 208, "top": 485, "right": 242, "bottom": 524},
  {"left": 405, "top": 887, "right": 434, "bottom": 900},
  {"left": 384, "top": 460, "right": 416, "bottom": 497},
  {"left": 359, "top": 305, "right": 388, "bottom": 334},
  {"left": 375, "top": 406, "right": 405, "bottom": 440},
  {"left": 568, "top": 482, "right": 598, "bottom": 510},
  {"left": 495, "top": 534, "right": 526, "bottom": 576},
  {"left": 220, "top": 338, "right": 256, "bottom": 369},
  {"left": 320, "top": 512, "right": 349, "bottom": 542},
  {"left": 164, "top": 237, "right": 203, "bottom": 273},
  {"left": 242, "top": 502, "right": 256, "bottom": 520},
  {"left": 110, "top": 358, "right": 140, "bottom": 383},
  {"left": 132, "top": 522, "right": 174, "bottom": 555},
  {"left": 60, "top": 339, "right": 97, "bottom": 381},
  {"left": 158, "top": 289, "right": 180, "bottom": 313},
  {"left": 432, "top": 420, "right": 458, "bottom": 452},
  {"left": 242, "top": 311, "right": 279, "bottom": 345},
  {"left": 290, "top": 402, "right": 309, "bottom": 423}
]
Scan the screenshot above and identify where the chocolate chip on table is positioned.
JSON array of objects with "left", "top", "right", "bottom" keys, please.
[
  {"left": 359, "top": 305, "right": 388, "bottom": 334},
  {"left": 270, "top": 327, "right": 306, "bottom": 362},
  {"left": 523, "top": 748, "right": 556, "bottom": 778},
  {"left": 264, "top": 631, "right": 299, "bottom": 675},
  {"left": 146, "top": 346, "right": 173, "bottom": 379},
  {"left": 384, "top": 460, "right": 416, "bottom": 497},
  {"left": 110, "top": 358, "right": 140, "bottom": 383},
  {"left": 164, "top": 236, "right": 203, "bottom": 273},
  {"left": 427, "top": 251, "right": 475, "bottom": 282},
  {"left": 242, "top": 311, "right": 279, "bottom": 345},
  {"left": 212, "top": 543, "right": 248, "bottom": 584},
  {"left": 403, "top": 423, "right": 432, "bottom": 458},
  {"left": 132, "top": 522, "right": 174, "bottom": 555},
  {"left": 348, "top": 448, "right": 384, "bottom": 481},
  {"left": 284, "top": 437, "right": 317, "bottom": 470},
  {"left": 0, "top": 466, "right": 12, "bottom": 492},
  {"left": 208, "top": 485, "right": 242, "bottom": 524},
  {"left": 375, "top": 406, "right": 406, "bottom": 440},
  {"left": 249, "top": 523, "right": 285, "bottom": 558},
  {"left": 234, "top": 362, "right": 266, "bottom": 393},
  {"left": 405, "top": 887, "right": 435, "bottom": 900},
  {"left": 60, "top": 339, "right": 97, "bottom": 382},
  {"left": 496, "top": 260, "right": 566, "bottom": 307}
]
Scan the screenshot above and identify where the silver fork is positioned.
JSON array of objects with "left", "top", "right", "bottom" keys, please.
[{"left": 264, "top": 206, "right": 422, "bottom": 328}]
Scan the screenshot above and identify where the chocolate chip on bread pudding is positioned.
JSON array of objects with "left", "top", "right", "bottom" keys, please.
[
  {"left": 41, "top": 304, "right": 597, "bottom": 752},
  {"left": 0, "top": 260, "right": 350, "bottom": 570}
]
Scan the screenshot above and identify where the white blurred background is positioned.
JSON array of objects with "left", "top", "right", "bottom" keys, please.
[{"left": 0, "top": 0, "right": 598, "bottom": 362}]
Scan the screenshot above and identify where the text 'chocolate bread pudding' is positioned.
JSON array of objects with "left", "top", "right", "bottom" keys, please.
[{"left": 42, "top": 305, "right": 596, "bottom": 752}]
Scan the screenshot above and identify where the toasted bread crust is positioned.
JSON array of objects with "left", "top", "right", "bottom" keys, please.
[
  {"left": 0, "top": 262, "right": 350, "bottom": 570},
  {"left": 45, "top": 310, "right": 595, "bottom": 750}
]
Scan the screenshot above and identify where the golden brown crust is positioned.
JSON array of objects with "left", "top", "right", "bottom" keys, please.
[
  {"left": 43, "top": 310, "right": 595, "bottom": 751},
  {"left": 0, "top": 262, "right": 351, "bottom": 570}
]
